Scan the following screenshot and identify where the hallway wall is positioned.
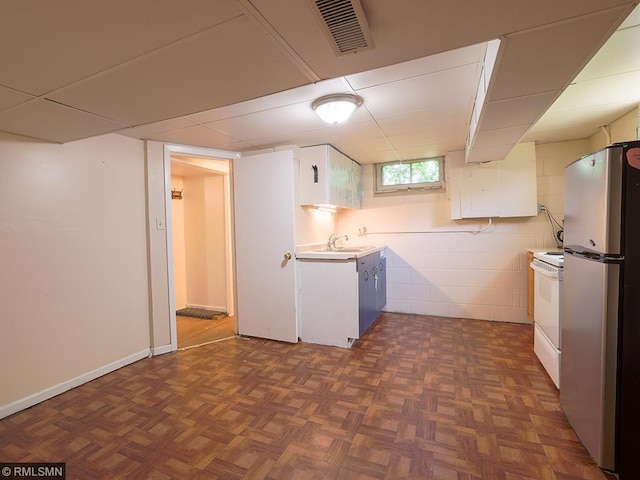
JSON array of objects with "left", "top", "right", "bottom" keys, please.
[
  {"left": 171, "top": 174, "right": 227, "bottom": 312},
  {"left": 171, "top": 176, "right": 187, "bottom": 309}
]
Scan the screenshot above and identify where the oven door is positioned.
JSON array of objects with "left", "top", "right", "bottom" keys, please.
[{"left": 531, "top": 260, "right": 562, "bottom": 348}]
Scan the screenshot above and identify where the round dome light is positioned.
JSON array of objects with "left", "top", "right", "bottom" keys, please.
[{"left": 312, "top": 94, "right": 363, "bottom": 124}]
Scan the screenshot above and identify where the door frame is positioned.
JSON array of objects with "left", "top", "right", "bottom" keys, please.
[{"left": 162, "top": 143, "right": 239, "bottom": 351}]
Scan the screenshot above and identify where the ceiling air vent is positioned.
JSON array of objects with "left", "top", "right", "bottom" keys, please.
[{"left": 307, "top": 0, "right": 375, "bottom": 56}]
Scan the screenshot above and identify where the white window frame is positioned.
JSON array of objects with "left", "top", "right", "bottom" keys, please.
[{"left": 374, "top": 157, "right": 444, "bottom": 193}]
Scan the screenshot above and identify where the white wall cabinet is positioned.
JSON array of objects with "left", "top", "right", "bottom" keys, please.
[
  {"left": 300, "top": 144, "right": 362, "bottom": 209},
  {"left": 448, "top": 142, "right": 538, "bottom": 219}
]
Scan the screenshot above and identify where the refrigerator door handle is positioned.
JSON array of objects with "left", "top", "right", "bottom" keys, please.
[{"left": 566, "top": 249, "right": 624, "bottom": 263}]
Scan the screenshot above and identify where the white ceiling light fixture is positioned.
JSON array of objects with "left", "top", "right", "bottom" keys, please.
[{"left": 312, "top": 93, "right": 363, "bottom": 124}]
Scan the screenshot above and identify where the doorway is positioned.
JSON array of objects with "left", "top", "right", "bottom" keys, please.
[{"left": 163, "top": 145, "right": 237, "bottom": 349}]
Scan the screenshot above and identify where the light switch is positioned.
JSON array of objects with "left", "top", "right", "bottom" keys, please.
[{"left": 156, "top": 217, "right": 165, "bottom": 230}]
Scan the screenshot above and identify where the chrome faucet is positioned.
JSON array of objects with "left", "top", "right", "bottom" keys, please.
[{"left": 327, "top": 233, "right": 349, "bottom": 250}]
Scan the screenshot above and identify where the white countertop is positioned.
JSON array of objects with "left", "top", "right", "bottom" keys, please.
[
  {"left": 526, "top": 247, "right": 563, "bottom": 254},
  {"left": 296, "top": 244, "right": 385, "bottom": 260}
]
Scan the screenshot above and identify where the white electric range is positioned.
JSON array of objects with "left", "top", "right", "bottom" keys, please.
[{"left": 531, "top": 251, "right": 564, "bottom": 388}]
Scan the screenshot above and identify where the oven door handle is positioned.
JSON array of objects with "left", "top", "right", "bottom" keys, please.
[{"left": 530, "top": 262, "right": 559, "bottom": 279}]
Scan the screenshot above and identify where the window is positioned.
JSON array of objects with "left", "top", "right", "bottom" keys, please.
[{"left": 375, "top": 157, "right": 444, "bottom": 193}]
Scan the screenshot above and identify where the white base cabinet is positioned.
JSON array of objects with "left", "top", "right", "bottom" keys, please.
[
  {"left": 298, "top": 251, "right": 386, "bottom": 348},
  {"left": 298, "top": 260, "right": 360, "bottom": 348}
]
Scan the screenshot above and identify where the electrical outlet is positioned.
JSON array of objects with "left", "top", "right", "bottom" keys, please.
[{"left": 358, "top": 226, "right": 367, "bottom": 235}]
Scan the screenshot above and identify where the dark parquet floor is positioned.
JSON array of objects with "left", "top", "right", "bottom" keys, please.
[{"left": 0, "top": 313, "right": 610, "bottom": 479}]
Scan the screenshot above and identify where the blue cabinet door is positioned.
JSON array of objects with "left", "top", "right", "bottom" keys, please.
[
  {"left": 375, "top": 255, "right": 387, "bottom": 312},
  {"left": 358, "top": 253, "right": 375, "bottom": 336}
]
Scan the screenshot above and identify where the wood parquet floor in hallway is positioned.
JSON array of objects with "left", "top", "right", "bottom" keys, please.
[
  {"left": 177, "top": 314, "right": 236, "bottom": 349},
  {"left": 0, "top": 313, "right": 610, "bottom": 479}
]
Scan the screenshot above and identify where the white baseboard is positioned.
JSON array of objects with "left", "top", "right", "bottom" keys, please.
[
  {"left": 151, "top": 344, "right": 173, "bottom": 356},
  {"left": 0, "top": 348, "right": 151, "bottom": 420}
]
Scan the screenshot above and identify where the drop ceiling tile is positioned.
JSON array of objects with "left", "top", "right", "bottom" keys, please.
[
  {"left": 361, "top": 64, "right": 480, "bottom": 118},
  {"left": 205, "top": 102, "right": 333, "bottom": 141},
  {"left": 376, "top": 106, "right": 470, "bottom": 136},
  {"left": 576, "top": 25, "right": 640, "bottom": 82},
  {"left": 147, "top": 125, "right": 252, "bottom": 150},
  {"left": 186, "top": 78, "right": 349, "bottom": 124},
  {"left": 620, "top": 3, "right": 640, "bottom": 28},
  {"left": 479, "top": 91, "right": 559, "bottom": 131},
  {"left": 322, "top": 128, "right": 394, "bottom": 156},
  {"left": 489, "top": 6, "right": 630, "bottom": 101},
  {"left": 465, "top": 142, "right": 514, "bottom": 163},
  {"left": 470, "top": 125, "right": 531, "bottom": 148},
  {"left": 247, "top": 120, "right": 388, "bottom": 161},
  {"left": 0, "top": 0, "right": 243, "bottom": 95},
  {"left": 117, "top": 117, "right": 200, "bottom": 139},
  {"left": 552, "top": 72, "right": 640, "bottom": 110},
  {"left": 0, "top": 99, "right": 127, "bottom": 143},
  {"left": 387, "top": 127, "right": 463, "bottom": 150},
  {"left": 0, "top": 86, "right": 33, "bottom": 112},
  {"left": 346, "top": 44, "right": 486, "bottom": 90},
  {"left": 394, "top": 143, "right": 463, "bottom": 160},
  {"left": 47, "top": 16, "right": 312, "bottom": 126},
  {"left": 522, "top": 124, "right": 600, "bottom": 144},
  {"left": 523, "top": 103, "right": 636, "bottom": 143}
]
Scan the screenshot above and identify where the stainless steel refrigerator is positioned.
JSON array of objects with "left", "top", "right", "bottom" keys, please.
[{"left": 561, "top": 140, "right": 640, "bottom": 479}]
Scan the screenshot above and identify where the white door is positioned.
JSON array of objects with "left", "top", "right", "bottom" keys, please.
[{"left": 233, "top": 150, "right": 298, "bottom": 343}]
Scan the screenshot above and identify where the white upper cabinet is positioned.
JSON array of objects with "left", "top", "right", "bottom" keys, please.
[
  {"left": 449, "top": 142, "right": 538, "bottom": 219},
  {"left": 300, "top": 144, "right": 362, "bottom": 209}
]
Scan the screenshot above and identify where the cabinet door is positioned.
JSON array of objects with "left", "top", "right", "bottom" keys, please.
[
  {"left": 350, "top": 161, "right": 362, "bottom": 209},
  {"left": 450, "top": 142, "right": 537, "bottom": 219},
  {"left": 299, "top": 145, "right": 329, "bottom": 206},
  {"left": 459, "top": 162, "right": 500, "bottom": 218},
  {"left": 298, "top": 260, "right": 359, "bottom": 347},
  {"left": 358, "top": 257, "right": 369, "bottom": 336},
  {"left": 375, "top": 255, "right": 387, "bottom": 313},
  {"left": 328, "top": 147, "right": 353, "bottom": 207},
  {"left": 526, "top": 251, "right": 534, "bottom": 322},
  {"left": 498, "top": 143, "right": 537, "bottom": 217},
  {"left": 358, "top": 254, "right": 377, "bottom": 335}
]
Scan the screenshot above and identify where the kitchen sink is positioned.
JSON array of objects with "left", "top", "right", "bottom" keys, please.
[
  {"left": 314, "top": 245, "right": 377, "bottom": 253},
  {"left": 297, "top": 244, "right": 384, "bottom": 260}
]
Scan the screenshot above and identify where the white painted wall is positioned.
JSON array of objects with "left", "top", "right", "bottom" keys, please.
[
  {"left": 183, "top": 175, "right": 227, "bottom": 310},
  {"left": 590, "top": 106, "right": 640, "bottom": 150},
  {"left": 172, "top": 173, "right": 229, "bottom": 312},
  {"left": 0, "top": 132, "right": 150, "bottom": 412},
  {"left": 145, "top": 141, "right": 172, "bottom": 351},
  {"left": 170, "top": 176, "right": 187, "bottom": 309}
]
